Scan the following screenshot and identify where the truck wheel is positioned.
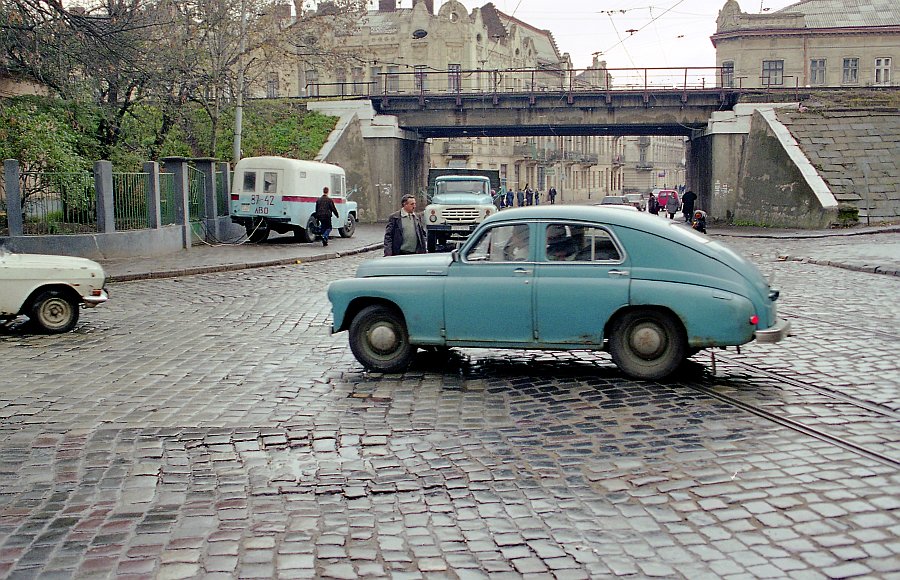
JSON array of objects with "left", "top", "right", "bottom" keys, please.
[
  {"left": 30, "top": 289, "right": 80, "bottom": 333},
  {"left": 246, "top": 219, "right": 269, "bottom": 243},
  {"left": 349, "top": 305, "right": 414, "bottom": 373},
  {"left": 609, "top": 309, "right": 686, "bottom": 380},
  {"left": 339, "top": 214, "right": 357, "bottom": 238},
  {"left": 298, "top": 216, "right": 318, "bottom": 243}
]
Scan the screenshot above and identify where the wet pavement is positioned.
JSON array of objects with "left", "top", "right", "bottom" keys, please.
[
  {"left": 1, "top": 217, "right": 898, "bottom": 579},
  {"left": 98, "top": 221, "right": 900, "bottom": 282}
]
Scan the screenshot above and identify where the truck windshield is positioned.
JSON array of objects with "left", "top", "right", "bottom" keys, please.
[{"left": 437, "top": 181, "right": 487, "bottom": 195}]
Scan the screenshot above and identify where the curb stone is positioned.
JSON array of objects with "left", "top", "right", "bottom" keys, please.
[{"left": 107, "top": 243, "right": 385, "bottom": 283}]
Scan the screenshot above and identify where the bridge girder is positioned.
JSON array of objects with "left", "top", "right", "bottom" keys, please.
[{"left": 371, "top": 90, "right": 739, "bottom": 138}]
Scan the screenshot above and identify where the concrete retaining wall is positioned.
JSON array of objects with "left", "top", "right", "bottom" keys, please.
[{"left": 1, "top": 224, "right": 184, "bottom": 260}]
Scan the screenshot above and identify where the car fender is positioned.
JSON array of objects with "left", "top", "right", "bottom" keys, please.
[
  {"left": 327, "top": 277, "right": 445, "bottom": 342},
  {"left": 629, "top": 279, "right": 756, "bottom": 346}
]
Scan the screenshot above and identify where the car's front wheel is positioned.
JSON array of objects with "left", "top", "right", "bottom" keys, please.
[
  {"left": 349, "top": 305, "right": 414, "bottom": 373},
  {"left": 298, "top": 216, "right": 319, "bottom": 243},
  {"left": 609, "top": 309, "right": 686, "bottom": 380},
  {"left": 30, "top": 289, "right": 80, "bottom": 333}
]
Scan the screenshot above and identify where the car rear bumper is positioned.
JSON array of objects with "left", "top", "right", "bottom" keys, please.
[{"left": 754, "top": 318, "right": 791, "bottom": 343}]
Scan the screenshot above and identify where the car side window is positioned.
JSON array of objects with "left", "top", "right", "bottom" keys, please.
[
  {"left": 545, "top": 224, "right": 621, "bottom": 262},
  {"left": 465, "top": 224, "right": 530, "bottom": 262}
]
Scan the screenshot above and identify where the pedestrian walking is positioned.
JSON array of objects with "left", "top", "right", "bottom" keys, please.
[
  {"left": 665, "top": 195, "right": 679, "bottom": 219},
  {"left": 648, "top": 193, "right": 660, "bottom": 215},
  {"left": 314, "top": 186, "right": 339, "bottom": 246},
  {"left": 525, "top": 187, "right": 534, "bottom": 206},
  {"left": 517, "top": 187, "right": 525, "bottom": 207},
  {"left": 681, "top": 190, "right": 697, "bottom": 223},
  {"left": 534, "top": 190, "right": 541, "bottom": 205},
  {"left": 505, "top": 188, "right": 514, "bottom": 208},
  {"left": 548, "top": 187, "right": 557, "bottom": 204},
  {"left": 384, "top": 194, "right": 427, "bottom": 256}
]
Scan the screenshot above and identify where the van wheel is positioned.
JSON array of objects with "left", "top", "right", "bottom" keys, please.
[
  {"left": 349, "top": 305, "right": 414, "bottom": 373},
  {"left": 609, "top": 310, "right": 686, "bottom": 380},
  {"left": 339, "top": 214, "right": 356, "bottom": 238},
  {"left": 30, "top": 290, "right": 80, "bottom": 333},
  {"left": 246, "top": 219, "right": 269, "bottom": 243},
  {"left": 298, "top": 216, "right": 318, "bottom": 243}
]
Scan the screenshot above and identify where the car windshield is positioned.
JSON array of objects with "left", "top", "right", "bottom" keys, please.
[
  {"left": 626, "top": 194, "right": 642, "bottom": 201},
  {"left": 437, "top": 181, "right": 488, "bottom": 195},
  {"left": 601, "top": 196, "right": 624, "bottom": 204}
]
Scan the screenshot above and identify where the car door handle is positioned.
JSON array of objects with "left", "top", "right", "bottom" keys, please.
[
  {"left": 608, "top": 269, "right": 630, "bottom": 278},
  {"left": 513, "top": 268, "right": 532, "bottom": 275}
]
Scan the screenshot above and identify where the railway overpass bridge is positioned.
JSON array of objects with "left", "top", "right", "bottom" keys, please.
[{"left": 310, "top": 67, "right": 847, "bottom": 228}]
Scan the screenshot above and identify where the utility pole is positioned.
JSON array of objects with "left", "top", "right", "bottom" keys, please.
[{"left": 233, "top": 0, "right": 247, "bottom": 166}]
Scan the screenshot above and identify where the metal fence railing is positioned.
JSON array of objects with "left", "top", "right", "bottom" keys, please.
[
  {"left": 19, "top": 171, "right": 96, "bottom": 235},
  {"left": 112, "top": 172, "right": 150, "bottom": 230},
  {"left": 0, "top": 189, "right": 8, "bottom": 236},
  {"left": 159, "top": 172, "right": 177, "bottom": 226},
  {"left": 187, "top": 166, "right": 206, "bottom": 223}
]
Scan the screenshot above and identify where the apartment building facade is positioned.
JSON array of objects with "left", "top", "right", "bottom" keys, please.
[
  {"left": 261, "top": 0, "right": 684, "bottom": 200},
  {"left": 712, "top": 0, "right": 899, "bottom": 89}
]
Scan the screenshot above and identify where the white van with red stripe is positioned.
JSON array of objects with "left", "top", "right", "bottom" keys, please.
[{"left": 230, "top": 156, "right": 357, "bottom": 243}]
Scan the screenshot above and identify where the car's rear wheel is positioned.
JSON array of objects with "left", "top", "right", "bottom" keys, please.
[
  {"left": 339, "top": 214, "right": 356, "bottom": 238},
  {"left": 30, "top": 290, "right": 79, "bottom": 333},
  {"left": 349, "top": 305, "right": 414, "bottom": 373},
  {"left": 609, "top": 309, "right": 686, "bottom": 380}
]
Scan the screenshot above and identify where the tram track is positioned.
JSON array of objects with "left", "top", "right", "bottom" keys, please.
[
  {"left": 687, "top": 354, "right": 900, "bottom": 470},
  {"left": 780, "top": 308, "right": 900, "bottom": 341}
]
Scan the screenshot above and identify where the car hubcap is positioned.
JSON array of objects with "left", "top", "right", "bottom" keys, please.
[
  {"left": 41, "top": 299, "right": 70, "bottom": 327},
  {"left": 368, "top": 323, "right": 398, "bottom": 353},
  {"left": 630, "top": 323, "right": 664, "bottom": 358}
]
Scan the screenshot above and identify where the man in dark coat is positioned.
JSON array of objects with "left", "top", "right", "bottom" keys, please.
[
  {"left": 681, "top": 190, "right": 697, "bottom": 223},
  {"left": 384, "top": 194, "right": 427, "bottom": 256},
  {"left": 315, "top": 187, "right": 339, "bottom": 246}
]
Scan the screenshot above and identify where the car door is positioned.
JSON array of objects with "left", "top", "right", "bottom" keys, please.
[
  {"left": 534, "top": 222, "right": 631, "bottom": 346},
  {"left": 444, "top": 223, "right": 534, "bottom": 344}
]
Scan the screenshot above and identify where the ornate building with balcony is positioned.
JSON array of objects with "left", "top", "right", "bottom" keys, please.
[{"left": 262, "top": 1, "right": 681, "bottom": 201}]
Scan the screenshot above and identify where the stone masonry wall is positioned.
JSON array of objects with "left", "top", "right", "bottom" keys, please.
[{"left": 776, "top": 109, "right": 900, "bottom": 222}]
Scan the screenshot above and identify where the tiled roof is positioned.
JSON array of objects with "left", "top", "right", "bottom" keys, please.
[{"left": 776, "top": 0, "right": 900, "bottom": 28}]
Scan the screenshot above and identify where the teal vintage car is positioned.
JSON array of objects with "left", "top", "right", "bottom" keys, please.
[{"left": 327, "top": 206, "right": 790, "bottom": 380}]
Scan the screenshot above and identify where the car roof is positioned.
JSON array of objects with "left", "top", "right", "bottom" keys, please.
[{"left": 482, "top": 205, "right": 669, "bottom": 232}]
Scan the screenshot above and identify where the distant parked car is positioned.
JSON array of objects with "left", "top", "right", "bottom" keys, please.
[
  {"left": 625, "top": 193, "right": 646, "bottom": 211},
  {"left": 600, "top": 195, "right": 630, "bottom": 206},
  {"left": 0, "top": 248, "right": 109, "bottom": 333},
  {"left": 328, "top": 206, "right": 790, "bottom": 380}
]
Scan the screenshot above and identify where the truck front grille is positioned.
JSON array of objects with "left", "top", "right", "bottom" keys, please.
[{"left": 443, "top": 208, "right": 481, "bottom": 223}]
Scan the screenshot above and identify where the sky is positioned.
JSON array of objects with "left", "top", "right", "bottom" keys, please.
[{"left": 403, "top": 0, "right": 803, "bottom": 70}]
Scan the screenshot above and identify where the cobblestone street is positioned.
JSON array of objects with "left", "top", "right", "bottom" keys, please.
[{"left": 1, "top": 234, "right": 898, "bottom": 579}]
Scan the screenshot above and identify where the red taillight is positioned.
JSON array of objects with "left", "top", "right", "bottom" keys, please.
[
  {"left": 91, "top": 289, "right": 102, "bottom": 296},
  {"left": 749, "top": 315, "right": 759, "bottom": 325}
]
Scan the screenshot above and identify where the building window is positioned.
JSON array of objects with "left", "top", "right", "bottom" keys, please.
[
  {"left": 875, "top": 57, "right": 891, "bottom": 86},
  {"left": 721, "top": 61, "right": 734, "bottom": 88},
  {"left": 448, "top": 64, "right": 461, "bottom": 92},
  {"left": 305, "top": 69, "right": 319, "bottom": 96},
  {"left": 810, "top": 59, "right": 826, "bottom": 86},
  {"left": 761, "top": 60, "right": 783, "bottom": 86},
  {"left": 352, "top": 67, "right": 365, "bottom": 94},
  {"left": 386, "top": 66, "right": 400, "bottom": 93},
  {"left": 414, "top": 65, "right": 427, "bottom": 91},
  {"left": 266, "top": 72, "right": 279, "bottom": 98},
  {"left": 842, "top": 58, "right": 859, "bottom": 84},
  {"left": 370, "top": 66, "right": 383, "bottom": 93}
]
